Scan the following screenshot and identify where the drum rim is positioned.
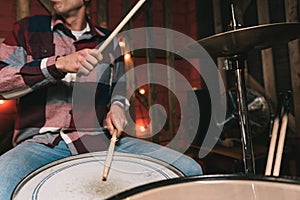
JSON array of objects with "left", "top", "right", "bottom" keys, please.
[
  {"left": 107, "top": 174, "right": 300, "bottom": 199},
  {"left": 11, "top": 151, "right": 184, "bottom": 199}
]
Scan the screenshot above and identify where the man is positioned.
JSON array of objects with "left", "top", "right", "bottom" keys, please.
[{"left": 0, "top": 0, "right": 202, "bottom": 199}]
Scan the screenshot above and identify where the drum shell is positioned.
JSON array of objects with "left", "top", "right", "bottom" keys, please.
[{"left": 109, "top": 174, "right": 300, "bottom": 200}]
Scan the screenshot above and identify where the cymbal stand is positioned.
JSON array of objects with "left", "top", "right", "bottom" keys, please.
[
  {"left": 223, "top": 3, "right": 255, "bottom": 174},
  {"left": 225, "top": 55, "right": 255, "bottom": 174}
]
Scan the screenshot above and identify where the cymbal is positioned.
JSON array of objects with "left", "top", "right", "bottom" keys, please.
[
  {"left": 183, "top": 22, "right": 300, "bottom": 57},
  {"left": 131, "top": 49, "right": 182, "bottom": 60}
]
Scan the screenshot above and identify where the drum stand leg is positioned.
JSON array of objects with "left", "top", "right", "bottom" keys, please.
[{"left": 225, "top": 55, "right": 255, "bottom": 174}]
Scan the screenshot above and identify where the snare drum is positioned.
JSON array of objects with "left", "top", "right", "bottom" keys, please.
[
  {"left": 109, "top": 174, "right": 300, "bottom": 200},
  {"left": 12, "top": 152, "right": 183, "bottom": 200}
]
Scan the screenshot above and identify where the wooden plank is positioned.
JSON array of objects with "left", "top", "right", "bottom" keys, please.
[
  {"left": 235, "top": 0, "right": 253, "bottom": 15},
  {"left": 233, "top": 0, "right": 251, "bottom": 25},
  {"left": 257, "top": 0, "right": 277, "bottom": 108},
  {"left": 16, "top": 0, "right": 30, "bottom": 20},
  {"left": 122, "top": 0, "right": 132, "bottom": 31},
  {"left": 212, "top": 0, "right": 223, "bottom": 34},
  {"left": 163, "top": 0, "right": 177, "bottom": 139},
  {"left": 247, "top": 74, "right": 267, "bottom": 98},
  {"left": 145, "top": 0, "right": 159, "bottom": 142},
  {"left": 212, "top": 0, "right": 227, "bottom": 90},
  {"left": 38, "top": 0, "right": 52, "bottom": 14},
  {"left": 121, "top": 0, "right": 137, "bottom": 137},
  {"left": 285, "top": 0, "right": 300, "bottom": 136},
  {"left": 97, "top": 0, "right": 108, "bottom": 27}
]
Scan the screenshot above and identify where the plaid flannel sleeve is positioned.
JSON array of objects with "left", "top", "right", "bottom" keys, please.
[{"left": 0, "top": 17, "right": 65, "bottom": 100}]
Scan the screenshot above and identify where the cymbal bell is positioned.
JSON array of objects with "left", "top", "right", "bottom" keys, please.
[{"left": 183, "top": 22, "right": 300, "bottom": 57}]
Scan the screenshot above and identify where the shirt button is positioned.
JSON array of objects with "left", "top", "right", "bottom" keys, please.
[{"left": 42, "top": 49, "right": 48, "bottom": 54}]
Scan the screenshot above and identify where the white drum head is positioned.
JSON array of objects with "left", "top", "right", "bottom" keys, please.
[{"left": 12, "top": 152, "right": 183, "bottom": 200}]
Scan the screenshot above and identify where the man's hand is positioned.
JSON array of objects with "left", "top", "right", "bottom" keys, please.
[
  {"left": 105, "top": 103, "right": 128, "bottom": 137},
  {"left": 55, "top": 48, "right": 103, "bottom": 75}
]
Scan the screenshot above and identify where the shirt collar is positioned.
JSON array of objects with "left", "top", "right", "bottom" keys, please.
[{"left": 51, "top": 15, "right": 106, "bottom": 38}]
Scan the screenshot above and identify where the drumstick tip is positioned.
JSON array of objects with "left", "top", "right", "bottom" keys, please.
[
  {"left": 102, "top": 166, "right": 109, "bottom": 181},
  {"left": 101, "top": 129, "right": 118, "bottom": 181}
]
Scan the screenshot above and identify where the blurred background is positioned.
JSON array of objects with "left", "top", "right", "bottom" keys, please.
[{"left": 0, "top": 0, "right": 300, "bottom": 177}]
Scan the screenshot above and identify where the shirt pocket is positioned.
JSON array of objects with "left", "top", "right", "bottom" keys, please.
[{"left": 30, "top": 44, "right": 55, "bottom": 60}]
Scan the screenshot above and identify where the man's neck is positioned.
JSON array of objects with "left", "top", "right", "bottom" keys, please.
[{"left": 63, "top": 8, "right": 87, "bottom": 31}]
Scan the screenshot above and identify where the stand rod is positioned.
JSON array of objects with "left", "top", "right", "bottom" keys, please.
[
  {"left": 235, "top": 68, "right": 255, "bottom": 174},
  {"left": 225, "top": 55, "right": 255, "bottom": 174}
]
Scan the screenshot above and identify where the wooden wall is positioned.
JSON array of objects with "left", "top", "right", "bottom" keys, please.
[
  {"left": 0, "top": 1, "right": 300, "bottom": 175},
  {"left": 193, "top": 0, "right": 300, "bottom": 176},
  {"left": 196, "top": 0, "right": 300, "bottom": 137}
]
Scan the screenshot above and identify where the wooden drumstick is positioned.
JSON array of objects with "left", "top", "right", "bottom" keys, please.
[
  {"left": 265, "top": 95, "right": 284, "bottom": 176},
  {"left": 102, "top": 129, "right": 118, "bottom": 181},
  {"left": 101, "top": 0, "right": 145, "bottom": 181},
  {"left": 77, "top": 0, "right": 145, "bottom": 77},
  {"left": 97, "top": 0, "right": 146, "bottom": 54},
  {"left": 272, "top": 92, "right": 291, "bottom": 176},
  {"left": 265, "top": 112, "right": 280, "bottom": 176}
]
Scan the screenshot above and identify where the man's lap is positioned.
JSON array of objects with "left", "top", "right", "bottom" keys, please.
[{"left": 0, "top": 136, "right": 202, "bottom": 199}]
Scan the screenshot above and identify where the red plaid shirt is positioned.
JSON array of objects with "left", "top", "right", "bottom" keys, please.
[{"left": 0, "top": 15, "right": 129, "bottom": 154}]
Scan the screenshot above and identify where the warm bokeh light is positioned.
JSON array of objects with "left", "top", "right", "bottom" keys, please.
[
  {"left": 135, "top": 118, "right": 150, "bottom": 137},
  {"left": 124, "top": 53, "right": 131, "bottom": 60},
  {"left": 139, "top": 126, "right": 146, "bottom": 132},
  {"left": 0, "top": 99, "right": 17, "bottom": 114},
  {"left": 139, "top": 88, "right": 146, "bottom": 95},
  {"left": 119, "top": 41, "right": 125, "bottom": 48}
]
